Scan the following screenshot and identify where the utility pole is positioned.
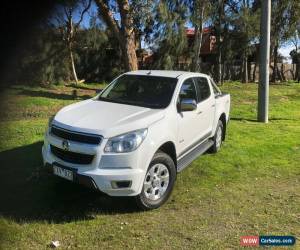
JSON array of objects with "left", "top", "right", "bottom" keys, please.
[
  {"left": 257, "top": 0, "right": 271, "bottom": 122},
  {"left": 217, "top": 0, "right": 223, "bottom": 85}
]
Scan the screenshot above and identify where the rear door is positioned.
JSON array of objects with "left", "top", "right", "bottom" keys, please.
[{"left": 193, "top": 77, "right": 215, "bottom": 139}]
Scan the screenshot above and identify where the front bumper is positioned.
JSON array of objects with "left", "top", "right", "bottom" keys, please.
[{"left": 42, "top": 132, "right": 146, "bottom": 196}]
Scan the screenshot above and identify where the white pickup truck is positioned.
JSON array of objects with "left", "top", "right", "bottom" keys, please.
[{"left": 42, "top": 70, "right": 230, "bottom": 209}]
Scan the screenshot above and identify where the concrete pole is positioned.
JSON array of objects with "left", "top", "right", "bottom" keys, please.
[{"left": 257, "top": 0, "right": 271, "bottom": 123}]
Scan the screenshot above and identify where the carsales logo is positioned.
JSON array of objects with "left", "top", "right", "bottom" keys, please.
[
  {"left": 240, "top": 235, "right": 296, "bottom": 247},
  {"left": 240, "top": 236, "right": 259, "bottom": 246}
]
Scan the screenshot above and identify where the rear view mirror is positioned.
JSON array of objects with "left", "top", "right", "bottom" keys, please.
[{"left": 180, "top": 98, "right": 197, "bottom": 112}]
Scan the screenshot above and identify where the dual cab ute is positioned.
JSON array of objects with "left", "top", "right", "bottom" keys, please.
[{"left": 42, "top": 70, "right": 230, "bottom": 209}]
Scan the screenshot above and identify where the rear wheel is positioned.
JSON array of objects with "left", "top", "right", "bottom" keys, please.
[
  {"left": 209, "top": 120, "right": 223, "bottom": 153},
  {"left": 135, "top": 151, "right": 176, "bottom": 210}
]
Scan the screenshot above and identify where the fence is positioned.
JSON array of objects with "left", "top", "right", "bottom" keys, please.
[{"left": 195, "top": 62, "right": 300, "bottom": 82}]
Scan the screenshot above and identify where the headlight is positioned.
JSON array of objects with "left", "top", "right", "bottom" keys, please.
[{"left": 104, "top": 129, "right": 148, "bottom": 153}]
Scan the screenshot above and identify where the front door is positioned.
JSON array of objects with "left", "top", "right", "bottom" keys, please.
[{"left": 177, "top": 78, "right": 200, "bottom": 155}]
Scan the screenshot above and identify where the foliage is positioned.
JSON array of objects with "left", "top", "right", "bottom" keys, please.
[
  {"left": 150, "top": 0, "right": 188, "bottom": 70},
  {"left": 290, "top": 49, "right": 300, "bottom": 64},
  {"left": 269, "top": 0, "right": 300, "bottom": 46},
  {"left": 76, "top": 16, "right": 123, "bottom": 82},
  {"left": 94, "top": 0, "right": 141, "bottom": 71},
  {"left": 5, "top": 0, "right": 300, "bottom": 84},
  {"left": 15, "top": 26, "right": 70, "bottom": 85},
  {"left": 11, "top": 21, "right": 122, "bottom": 85}
]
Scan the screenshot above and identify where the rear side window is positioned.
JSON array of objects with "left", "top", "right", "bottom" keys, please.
[
  {"left": 193, "top": 77, "right": 211, "bottom": 102},
  {"left": 179, "top": 78, "right": 197, "bottom": 101}
]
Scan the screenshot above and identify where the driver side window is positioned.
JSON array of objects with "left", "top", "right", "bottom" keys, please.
[{"left": 179, "top": 78, "right": 197, "bottom": 101}]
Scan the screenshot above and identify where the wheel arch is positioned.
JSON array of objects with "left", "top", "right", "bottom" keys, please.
[{"left": 156, "top": 141, "right": 177, "bottom": 167}]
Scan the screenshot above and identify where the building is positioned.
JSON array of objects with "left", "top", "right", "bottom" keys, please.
[{"left": 185, "top": 27, "right": 217, "bottom": 63}]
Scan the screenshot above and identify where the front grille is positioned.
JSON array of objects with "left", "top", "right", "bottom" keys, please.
[
  {"left": 51, "top": 126, "right": 102, "bottom": 145},
  {"left": 50, "top": 145, "right": 94, "bottom": 165}
]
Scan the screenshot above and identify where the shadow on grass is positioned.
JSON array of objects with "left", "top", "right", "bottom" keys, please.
[
  {"left": 230, "top": 117, "right": 257, "bottom": 122},
  {"left": 17, "top": 89, "right": 93, "bottom": 101},
  {"left": 66, "top": 83, "right": 103, "bottom": 93},
  {"left": 0, "top": 142, "right": 139, "bottom": 223},
  {"left": 10, "top": 86, "right": 95, "bottom": 101},
  {"left": 230, "top": 117, "right": 297, "bottom": 122}
]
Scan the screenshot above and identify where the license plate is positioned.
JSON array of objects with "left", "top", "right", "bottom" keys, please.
[{"left": 53, "top": 165, "right": 73, "bottom": 181}]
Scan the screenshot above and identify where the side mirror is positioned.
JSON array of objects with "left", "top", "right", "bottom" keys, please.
[{"left": 180, "top": 98, "right": 197, "bottom": 112}]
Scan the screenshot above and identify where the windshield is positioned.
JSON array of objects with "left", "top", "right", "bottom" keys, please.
[{"left": 98, "top": 75, "right": 178, "bottom": 108}]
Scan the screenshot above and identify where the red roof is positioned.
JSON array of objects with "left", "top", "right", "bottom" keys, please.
[{"left": 186, "top": 27, "right": 212, "bottom": 36}]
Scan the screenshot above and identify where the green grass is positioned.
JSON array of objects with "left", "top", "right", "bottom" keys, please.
[{"left": 0, "top": 82, "right": 299, "bottom": 249}]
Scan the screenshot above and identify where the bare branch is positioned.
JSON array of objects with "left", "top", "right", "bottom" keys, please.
[
  {"left": 63, "top": 6, "right": 70, "bottom": 19},
  {"left": 75, "top": 0, "right": 92, "bottom": 29}
]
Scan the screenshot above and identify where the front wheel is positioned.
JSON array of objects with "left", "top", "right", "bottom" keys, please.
[
  {"left": 209, "top": 120, "right": 223, "bottom": 153},
  {"left": 135, "top": 151, "right": 176, "bottom": 210}
]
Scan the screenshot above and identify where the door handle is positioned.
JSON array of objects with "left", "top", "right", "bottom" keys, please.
[
  {"left": 197, "top": 111, "right": 203, "bottom": 115},
  {"left": 211, "top": 104, "right": 215, "bottom": 107}
]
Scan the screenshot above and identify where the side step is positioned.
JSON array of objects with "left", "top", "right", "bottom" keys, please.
[{"left": 177, "top": 139, "right": 214, "bottom": 172}]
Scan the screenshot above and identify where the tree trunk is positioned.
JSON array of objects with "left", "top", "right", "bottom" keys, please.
[
  {"left": 120, "top": 27, "right": 138, "bottom": 71},
  {"left": 118, "top": 0, "right": 138, "bottom": 71},
  {"left": 242, "top": 52, "right": 248, "bottom": 83},
  {"left": 96, "top": 0, "right": 138, "bottom": 72},
  {"left": 227, "top": 62, "right": 232, "bottom": 81},
  {"left": 292, "top": 63, "right": 295, "bottom": 80},
  {"left": 67, "top": 16, "right": 79, "bottom": 84},
  {"left": 191, "top": 3, "right": 204, "bottom": 72},
  {"left": 216, "top": 0, "right": 223, "bottom": 84},
  {"left": 222, "top": 62, "right": 225, "bottom": 82},
  {"left": 218, "top": 53, "right": 222, "bottom": 84},
  {"left": 297, "top": 63, "right": 300, "bottom": 82},
  {"left": 252, "top": 62, "right": 257, "bottom": 82},
  {"left": 191, "top": 26, "right": 203, "bottom": 72},
  {"left": 280, "top": 63, "right": 285, "bottom": 81},
  {"left": 69, "top": 44, "right": 78, "bottom": 84},
  {"left": 245, "top": 58, "right": 248, "bottom": 83},
  {"left": 272, "top": 44, "right": 278, "bottom": 82}
]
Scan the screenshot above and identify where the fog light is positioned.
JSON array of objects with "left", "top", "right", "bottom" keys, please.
[{"left": 111, "top": 180, "right": 132, "bottom": 189}]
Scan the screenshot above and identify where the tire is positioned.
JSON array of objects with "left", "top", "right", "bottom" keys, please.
[
  {"left": 135, "top": 151, "right": 176, "bottom": 210},
  {"left": 209, "top": 120, "right": 224, "bottom": 153}
]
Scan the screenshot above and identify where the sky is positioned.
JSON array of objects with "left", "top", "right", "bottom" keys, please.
[{"left": 279, "top": 45, "right": 293, "bottom": 63}]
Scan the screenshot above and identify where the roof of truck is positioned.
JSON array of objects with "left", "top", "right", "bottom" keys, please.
[{"left": 125, "top": 70, "right": 209, "bottom": 78}]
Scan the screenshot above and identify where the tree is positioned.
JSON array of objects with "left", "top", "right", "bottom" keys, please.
[
  {"left": 150, "top": 0, "right": 188, "bottom": 70},
  {"left": 290, "top": 29, "right": 300, "bottom": 53},
  {"left": 269, "top": 0, "right": 300, "bottom": 82},
  {"left": 290, "top": 49, "right": 300, "bottom": 81},
  {"left": 227, "top": 0, "right": 259, "bottom": 83},
  {"left": 289, "top": 11, "right": 300, "bottom": 81},
  {"left": 76, "top": 14, "right": 124, "bottom": 82},
  {"left": 209, "top": 0, "right": 228, "bottom": 84},
  {"left": 53, "top": 0, "right": 91, "bottom": 84},
  {"left": 15, "top": 26, "right": 70, "bottom": 85},
  {"left": 190, "top": 0, "right": 211, "bottom": 72},
  {"left": 95, "top": 0, "right": 139, "bottom": 71},
  {"left": 207, "top": 0, "right": 227, "bottom": 83}
]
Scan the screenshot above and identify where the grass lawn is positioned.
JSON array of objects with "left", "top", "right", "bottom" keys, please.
[{"left": 0, "top": 82, "right": 299, "bottom": 249}]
